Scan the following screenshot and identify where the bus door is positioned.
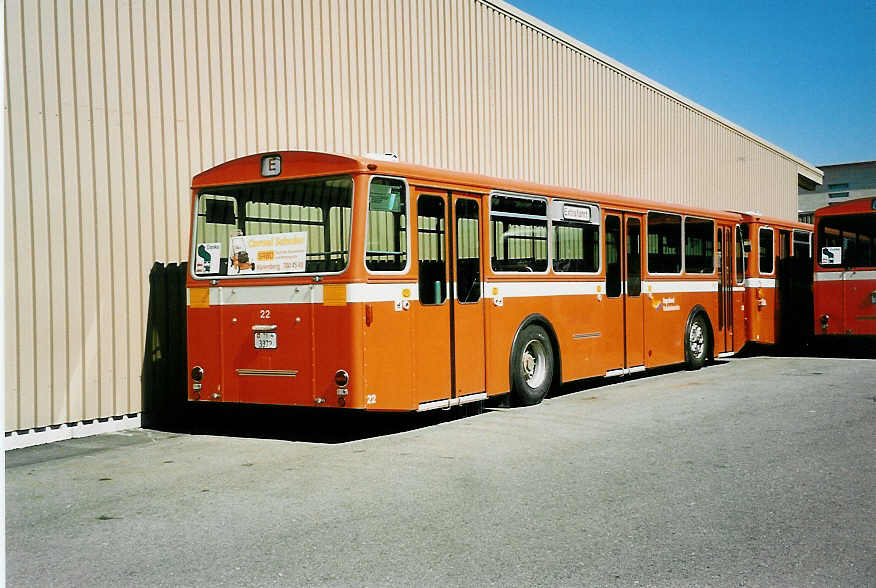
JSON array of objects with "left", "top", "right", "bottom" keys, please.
[
  {"left": 605, "top": 212, "right": 644, "bottom": 373},
  {"left": 734, "top": 224, "right": 747, "bottom": 346},
  {"left": 715, "top": 225, "right": 734, "bottom": 353},
  {"left": 451, "top": 195, "right": 486, "bottom": 397},
  {"left": 412, "top": 191, "right": 486, "bottom": 405},
  {"left": 413, "top": 192, "right": 452, "bottom": 405}
]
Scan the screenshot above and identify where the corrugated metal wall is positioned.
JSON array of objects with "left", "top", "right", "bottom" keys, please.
[{"left": 4, "top": 0, "right": 817, "bottom": 432}]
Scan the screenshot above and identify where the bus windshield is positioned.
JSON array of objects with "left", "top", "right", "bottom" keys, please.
[
  {"left": 817, "top": 213, "right": 876, "bottom": 269},
  {"left": 192, "top": 175, "right": 354, "bottom": 277}
]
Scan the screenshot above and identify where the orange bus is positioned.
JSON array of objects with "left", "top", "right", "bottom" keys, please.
[
  {"left": 813, "top": 197, "right": 876, "bottom": 336},
  {"left": 185, "top": 151, "right": 810, "bottom": 411}
]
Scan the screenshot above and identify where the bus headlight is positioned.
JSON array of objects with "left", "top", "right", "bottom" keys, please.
[
  {"left": 191, "top": 366, "right": 204, "bottom": 381},
  {"left": 334, "top": 370, "right": 349, "bottom": 387}
]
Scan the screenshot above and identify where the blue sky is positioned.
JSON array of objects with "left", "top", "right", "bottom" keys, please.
[{"left": 509, "top": 0, "right": 876, "bottom": 166}]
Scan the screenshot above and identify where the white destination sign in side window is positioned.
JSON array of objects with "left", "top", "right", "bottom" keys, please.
[{"left": 563, "top": 204, "right": 591, "bottom": 222}]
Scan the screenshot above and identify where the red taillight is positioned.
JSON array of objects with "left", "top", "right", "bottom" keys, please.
[{"left": 334, "top": 370, "right": 349, "bottom": 387}]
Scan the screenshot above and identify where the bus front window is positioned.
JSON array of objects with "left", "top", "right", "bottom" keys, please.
[{"left": 192, "top": 175, "right": 354, "bottom": 277}]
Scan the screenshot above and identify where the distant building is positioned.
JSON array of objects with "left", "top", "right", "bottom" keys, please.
[{"left": 798, "top": 161, "right": 876, "bottom": 223}]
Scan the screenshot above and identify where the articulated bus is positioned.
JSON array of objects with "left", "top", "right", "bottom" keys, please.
[
  {"left": 813, "top": 197, "right": 876, "bottom": 336},
  {"left": 185, "top": 151, "right": 811, "bottom": 411}
]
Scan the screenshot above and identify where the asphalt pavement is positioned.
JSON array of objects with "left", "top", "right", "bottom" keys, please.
[{"left": 6, "top": 356, "right": 876, "bottom": 587}]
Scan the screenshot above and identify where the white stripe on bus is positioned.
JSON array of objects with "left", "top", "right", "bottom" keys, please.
[
  {"left": 485, "top": 281, "right": 605, "bottom": 298},
  {"left": 815, "top": 270, "right": 876, "bottom": 282},
  {"left": 743, "top": 278, "right": 776, "bottom": 288},
  {"left": 188, "top": 279, "right": 729, "bottom": 306},
  {"left": 641, "top": 280, "right": 718, "bottom": 293}
]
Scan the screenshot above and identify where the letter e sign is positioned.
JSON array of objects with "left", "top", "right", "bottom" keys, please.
[{"left": 261, "top": 155, "right": 281, "bottom": 177}]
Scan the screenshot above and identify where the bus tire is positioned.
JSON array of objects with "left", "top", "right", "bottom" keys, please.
[
  {"left": 685, "top": 313, "right": 709, "bottom": 370},
  {"left": 510, "top": 324, "right": 554, "bottom": 406}
]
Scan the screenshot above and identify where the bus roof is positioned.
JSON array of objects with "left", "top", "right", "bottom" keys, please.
[
  {"left": 193, "top": 150, "right": 801, "bottom": 224},
  {"left": 813, "top": 197, "right": 876, "bottom": 218}
]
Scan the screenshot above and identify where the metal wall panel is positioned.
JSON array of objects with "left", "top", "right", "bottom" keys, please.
[{"left": 4, "top": 0, "right": 818, "bottom": 433}]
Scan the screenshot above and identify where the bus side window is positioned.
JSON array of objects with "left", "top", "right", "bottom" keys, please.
[
  {"left": 553, "top": 208, "right": 599, "bottom": 273},
  {"left": 647, "top": 212, "right": 682, "bottom": 274},
  {"left": 489, "top": 194, "right": 548, "bottom": 273},
  {"left": 366, "top": 178, "right": 408, "bottom": 272},
  {"left": 793, "top": 230, "right": 812, "bottom": 259},
  {"left": 684, "top": 217, "right": 714, "bottom": 274},
  {"left": 759, "top": 227, "right": 774, "bottom": 274}
]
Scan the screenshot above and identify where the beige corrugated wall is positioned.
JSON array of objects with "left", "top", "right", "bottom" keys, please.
[{"left": 4, "top": 0, "right": 819, "bottom": 432}]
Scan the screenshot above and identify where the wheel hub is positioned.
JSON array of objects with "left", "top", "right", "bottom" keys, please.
[
  {"left": 520, "top": 339, "right": 547, "bottom": 387},
  {"left": 690, "top": 323, "right": 704, "bottom": 357}
]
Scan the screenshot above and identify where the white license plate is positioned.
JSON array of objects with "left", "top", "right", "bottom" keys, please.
[{"left": 254, "top": 332, "right": 277, "bottom": 349}]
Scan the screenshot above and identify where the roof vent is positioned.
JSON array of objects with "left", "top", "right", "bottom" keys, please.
[{"left": 364, "top": 152, "right": 399, "bottom": 162}]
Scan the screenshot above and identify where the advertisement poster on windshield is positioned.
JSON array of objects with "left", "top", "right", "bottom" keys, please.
[
  {"left": 195, "top": 242, "right": 221, "bottom": 274},
  {"left": 227, "top": 231, "right": 308, "bottom": 275}
]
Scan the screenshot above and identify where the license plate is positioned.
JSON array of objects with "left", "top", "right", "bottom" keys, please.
[{"left": 254, "top": 332, "right": 277, "bottom": 349}]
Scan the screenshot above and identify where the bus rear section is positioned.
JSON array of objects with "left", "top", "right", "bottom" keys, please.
[
  {"left": 814, "top": 198, "right": 876, "bottom": 336},
  {"left": 186, "top": 156, "right": 365, "bottom": 409}
]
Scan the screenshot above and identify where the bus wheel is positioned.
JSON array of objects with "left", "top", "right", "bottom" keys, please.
[
  {"left": 685, "top": 313, "right": 709, "bottom": 370},
  {"left": 511, "top": 324, "right": 554, "bottom": 406}
]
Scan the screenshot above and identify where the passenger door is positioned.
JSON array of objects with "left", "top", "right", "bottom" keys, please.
[
  {"left": 451, "top": 195, "right": 486, "bottom": 397},
  {"left": 412, "top": 192, "right": 452, "bottom": 405},
  {"left": 604, "top": 212, "right": 644, "bottom": 373},
  {"left": 715, "top": 225, "right": 734, "bottom": 353},
  {"left": 624, "top": 215, "right": 645, "bottom": 369},
  {"left": 412, "top": 190, "right": 487, "bottom": 406},
  {"left": 734, "top": 225, "right": 746, "bottom": 348}
]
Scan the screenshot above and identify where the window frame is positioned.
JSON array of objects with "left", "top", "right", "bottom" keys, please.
[
  {"left": 646, "top": 210, "right": 684, "bottom": 276},
  {"left": 793, "top": 229, "right": 812, "bottom": 258},
  {"left": 549, "top": 199, "right": 602, "bottom": 275},
  {"left": 758, "top": 226, "right": 775, "bottom": 275},
  {"left": 189, "top": 175, "right": 355, "bottom": 280},
  {"left": 604, "top": 214, "right": 622, "bottom": 298},
  {"left": 364, "top": 175, "right": 412, "bottom": 276},
  {"left": 683, "top": 215, "right": 716, "bottom": 275},
  {"left": 488, "top": 190, "right": 551, "bottom": 275},
  {"left": 734, "top": 223, "right": 745, "bottom": 285},
  {"left": 626, "top": 216, "right": 642, "bottom": 297},
  {"left": 455, "top": 197, "right": 482, "bottom": 305},
  {"left": 415, "top": 193, "right": 448, "bottom": 306},
  {"left": 816, "top": 214, "right": 876, "bottom": 269}
]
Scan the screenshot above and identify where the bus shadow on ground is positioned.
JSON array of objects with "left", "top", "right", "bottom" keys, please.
[
  {"left": 157, "top": 402, "right": 483, "bottom": 444},
  {"left": 149, "top": 339, "right": 876, "bottom": 445},
  {"left": 548, "top": 359, "right": 732, "bottom": 402},
  {"left": 151, "top": 362, "right": 739, "bottom": 444},
  {"left": 737, "top": 338, "right": 876, "bottom": 360}
]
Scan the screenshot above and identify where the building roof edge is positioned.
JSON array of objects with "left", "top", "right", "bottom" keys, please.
[{"left": 483, "top": 0, "right": 822, "bottom": 180}]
